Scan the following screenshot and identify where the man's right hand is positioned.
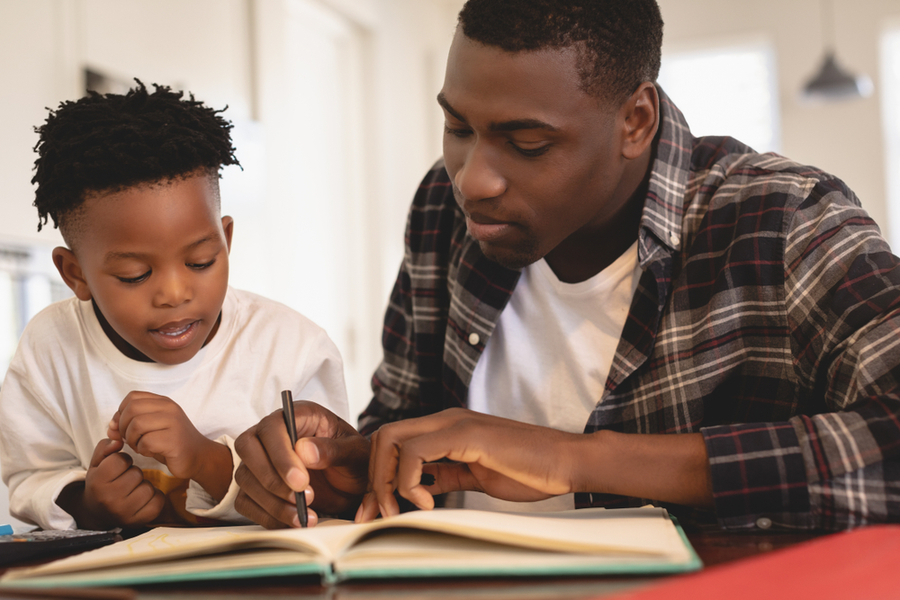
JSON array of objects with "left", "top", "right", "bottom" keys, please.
[{"left": 234, "top": 401, "right": 369, "bottom": 529}]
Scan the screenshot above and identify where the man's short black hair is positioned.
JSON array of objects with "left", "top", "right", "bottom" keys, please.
[
  {"left": 32, "top": 80, "right": 240, "bottom": 244},
  {"left": 458, "top": 0, "right": 663, "bottom": 103}
]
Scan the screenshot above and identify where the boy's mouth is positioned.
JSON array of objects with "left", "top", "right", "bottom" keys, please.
[{"left": 149, "top": 319, "right": 200, "bottom": 349}]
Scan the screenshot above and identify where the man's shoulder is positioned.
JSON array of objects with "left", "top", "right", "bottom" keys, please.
[{"left": 687, "top": 137, "right": 856, "bottom": 209}]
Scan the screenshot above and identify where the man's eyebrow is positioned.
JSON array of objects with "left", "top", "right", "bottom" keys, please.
[
  {"left": 436, "top": 92, "right": 559, "bottom": 133},
  {"left": 437, "top": 92, "right": 464, "bottom": 122},
  {"left": 103, "top": 233, "right": 220, "bottom": 263}
]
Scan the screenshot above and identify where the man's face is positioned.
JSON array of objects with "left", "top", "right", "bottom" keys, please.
[
  {"left": 440, "top": 32, "right": 636, "bottom": 272},
  {"left": 63, "top": 173, "right": 232, "bottom": 365}
]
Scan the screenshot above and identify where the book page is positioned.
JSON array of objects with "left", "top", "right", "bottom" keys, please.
[{"left": 351, "top": 507, "right": 690, "bottom": 558}]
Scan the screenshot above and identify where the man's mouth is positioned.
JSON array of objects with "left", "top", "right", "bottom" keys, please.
[{"left": 465, "top": 213, "right": 514, "bottom": 243}]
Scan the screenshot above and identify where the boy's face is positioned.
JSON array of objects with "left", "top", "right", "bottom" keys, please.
[
  {"left": 55, "top": 173, "right": 233, "bottom": 365},
  {"left": 439, "top": 32, "right": 644, "bottom": 271}
]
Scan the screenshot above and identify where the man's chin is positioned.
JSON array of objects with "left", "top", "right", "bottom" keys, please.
[{"left": 479, "top": 242, "right": 540, "bottom": 271}]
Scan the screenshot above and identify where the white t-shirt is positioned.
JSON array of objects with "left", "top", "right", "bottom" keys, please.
[
  {"left": 0, "top": 287, "right": 348, "bottom": 530},
  {"left": 459, "top": 242, "right": 641, "bottom": 512}
]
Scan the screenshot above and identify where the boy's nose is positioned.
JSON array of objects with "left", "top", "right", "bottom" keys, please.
[{"left": 153, "top": 270, "right": 192, "bottom": 307}]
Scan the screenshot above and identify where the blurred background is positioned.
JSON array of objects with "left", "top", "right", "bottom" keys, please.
[{"left": 1, "top": 0, "right": 898, "bottom": 528}]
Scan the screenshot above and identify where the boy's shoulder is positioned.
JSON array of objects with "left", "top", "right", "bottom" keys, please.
[
  {"left": 224, "top": 287, "right": 330, "bottom": 338},
  {"left": 17, "top": 295, "right": 88, "bottom": 348}
]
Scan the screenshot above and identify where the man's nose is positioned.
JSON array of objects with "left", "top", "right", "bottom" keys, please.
[{"left": 454, "top": 142, "right": 506, "bottom": 202}]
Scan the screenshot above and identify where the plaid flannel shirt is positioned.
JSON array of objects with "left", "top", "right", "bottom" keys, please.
[{"left": 360, "top": 88, "right": 900, "bottom": 531}]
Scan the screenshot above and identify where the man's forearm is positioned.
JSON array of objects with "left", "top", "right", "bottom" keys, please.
[{"left": 573, "top": 430, "right": 714, "bottom": 508}]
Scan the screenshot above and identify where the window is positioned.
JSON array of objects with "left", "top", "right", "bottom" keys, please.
[
  {"left": 880, "top": 25, "right": 900, "bottom": 249},
  {"left": 0, "top": 246, "right": 70, "bottom": 382},
  {"left": 658, "top": 42, "right": 781, "bottom": 154}
]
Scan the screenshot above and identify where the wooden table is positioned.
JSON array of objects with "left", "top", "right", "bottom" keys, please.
[{"left": 0, "top": 526, "right": 825, "bottom": 600}]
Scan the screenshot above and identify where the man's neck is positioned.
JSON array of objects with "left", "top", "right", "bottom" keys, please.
[{"left": 544, "top": 168, "right": 649, "bottom": 284}]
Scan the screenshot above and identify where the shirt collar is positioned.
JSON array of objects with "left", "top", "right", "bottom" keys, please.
[{"left": 638, "top": 86, "right": 692, "bottom": 266}]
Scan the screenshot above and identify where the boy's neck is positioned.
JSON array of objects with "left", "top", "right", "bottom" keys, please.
[{"left": 90, "top": 299, "right": 222, "bottom": 363}]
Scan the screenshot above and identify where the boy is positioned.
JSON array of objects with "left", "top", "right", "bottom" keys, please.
[{"left": 0, "top": 82, "right": 349, "bottom": 531}]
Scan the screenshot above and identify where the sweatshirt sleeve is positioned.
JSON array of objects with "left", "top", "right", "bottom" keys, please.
[{"left": 0, "top": 362, "right": 86, "bottom": 530}]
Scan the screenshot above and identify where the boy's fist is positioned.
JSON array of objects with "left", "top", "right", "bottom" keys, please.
[{"left": 81, "top": 438, "right": 165, "bottom": 528}]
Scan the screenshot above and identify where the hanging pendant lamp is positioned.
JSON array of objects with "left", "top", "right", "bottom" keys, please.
[{"left": 802, "top": 0, "right": 872, "bottom": 101}]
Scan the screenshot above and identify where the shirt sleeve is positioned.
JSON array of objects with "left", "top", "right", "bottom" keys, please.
[
  {"left": 0, "top": 364, "right": 86, "bottom": 531},
  {"left": 702, "top": 178, "right": 900, "bottom": 530},
  {"left": 357, "top": 166, "right": 453, "bottom": 436},
  {"left": 184, "top": 434, "right": 251, "bottom": 523}
]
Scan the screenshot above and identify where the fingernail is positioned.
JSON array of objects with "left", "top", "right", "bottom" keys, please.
[
  {"left": 286, "top": 467, "right": 305, "bottom": 491},
  {"left": 299, "top": 440, "right": 320, "bottom": 464},
  {"left": 108, "top": 419, "right": 117, "bottom": 430},
  {"left": 292, "top": 513, "right": 300, "bottom": 528}
]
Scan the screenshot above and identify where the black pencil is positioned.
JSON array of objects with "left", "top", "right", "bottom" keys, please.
[{"left": 280, "top": 390, "right": 308, "bottom": 527}]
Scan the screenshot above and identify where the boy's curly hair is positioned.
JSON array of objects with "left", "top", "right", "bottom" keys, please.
[
  {"left": 458, "top": 0, "right": 663, "bottom": 104},
  {"left": 32, "top": 80, "right": 240, "bottom": 241}
]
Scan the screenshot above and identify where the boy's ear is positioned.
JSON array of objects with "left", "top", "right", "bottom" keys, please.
[
  {"left": 620, "top": 82, "right": 659, "bottom": 160},
  {"left": 222, "top": 216, "right": 234, "bottom": 253},
  {"left": 52, "top": 247, "right": 93, "bottom": 301}
]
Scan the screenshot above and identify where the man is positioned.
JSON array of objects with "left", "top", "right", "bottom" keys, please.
[{"left": 234, "top": 0, "right": 900, "bottom": 531}]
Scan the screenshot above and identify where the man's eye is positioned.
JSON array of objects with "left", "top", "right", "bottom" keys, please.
[
  {"left": 511, "top": 142, "right": 550, "bottom": 158},
  {"left": 444, "top": 125, "right": 472, "bottom": 138},
  {"left": 116, "top": 271, "right": 150, "bottom": 284}
]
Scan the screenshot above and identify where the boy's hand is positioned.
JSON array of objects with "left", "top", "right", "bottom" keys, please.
[
  {"left": 57, "top": 438, "right": 165, "bottom": 530},
  {"left": 109, "top": 391, "right": 233, "bottom": 500},
  {"left": 234, "top": 401, "right": 369, "bottom": 529}
]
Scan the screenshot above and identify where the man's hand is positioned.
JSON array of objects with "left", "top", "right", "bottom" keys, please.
[
  {"left": 108, "top": 391, "right": 233, "bottom": 500},
  {"left": 357, "top": 408, "right": 715, "bottom": 523},
  {"left": 358, "top": 408, "right": 578, "bottom": 521},
  {"left": 56, "top": 438, "right": 165, "bottom": 530},
  {"left": 234, "top": 401, "right": 369, "bottom": 529}
]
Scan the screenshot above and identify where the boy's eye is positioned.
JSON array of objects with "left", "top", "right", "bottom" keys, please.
[
  {"left": 116, "top": 270, "right": 150, "bottom": 284},
  {"left": 187, "top": 259, "right": 216, "bottom": 270}
]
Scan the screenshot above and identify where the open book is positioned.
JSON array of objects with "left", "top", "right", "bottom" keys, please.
[{"left": 0, "top": 507, "right": 701, "bottom": 588}]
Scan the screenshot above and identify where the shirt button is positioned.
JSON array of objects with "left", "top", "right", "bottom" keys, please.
[
  {"left": 669, "top": 233, "right": 680, "bottom": 247},
  {"left": 756, "top": 517, "right": 772, "bottom": 530},
  {"left": 468, "top": 332, "right": 480, "bottom": 346}
]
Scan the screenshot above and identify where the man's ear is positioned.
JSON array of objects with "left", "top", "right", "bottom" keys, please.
[
  {"left": 221, "top": 216, "right": 234, "bottom": 253},
  {"left": 620, "top": 82, "right": 659, "bottom": 160},
  {"left": 52, "top": 247, "right": 92, "bottom": 301}
]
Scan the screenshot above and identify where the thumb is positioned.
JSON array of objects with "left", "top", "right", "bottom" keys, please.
[
  {"left": 90, "top": 438, "right": 124, "bottom": 469},
  {"left": 297, "top": 435, "right": 369, "bottom": 471}
]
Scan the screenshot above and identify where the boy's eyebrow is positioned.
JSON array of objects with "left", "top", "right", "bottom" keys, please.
[
  {"left": 103, "top": 233, "right": 220, "bottom": 263},
  {"left": 436, "top": 92, "right": 559, "bottom": 133}
]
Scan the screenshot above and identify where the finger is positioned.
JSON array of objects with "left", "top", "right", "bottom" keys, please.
[
  {"left": 89, "top": 438, "right": 124, "bottom": 469},
  {"left": 367, "top": 429, "right": 400, "bottom": 518},
  {"left": 368, "top": 414, "right": 463, "bottom": 517},
  {"left": 250, "top": 411, "right": 310, "bottom": 492},
  {"left": 234, "top": 465, "right": 317, "bottom": 529},
  {"left": 107, "top": 411, "right": 122, "bottom": 440},
  {"left": 125, "top": 482, "right": 166, "bottom": 525},
  {"left": 355, "top": 491, "right": 381, "bottom": 523}
]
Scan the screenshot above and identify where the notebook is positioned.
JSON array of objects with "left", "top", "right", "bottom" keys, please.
[{"left": 0, "top": 506, "right": 701, "bottom": 588}]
